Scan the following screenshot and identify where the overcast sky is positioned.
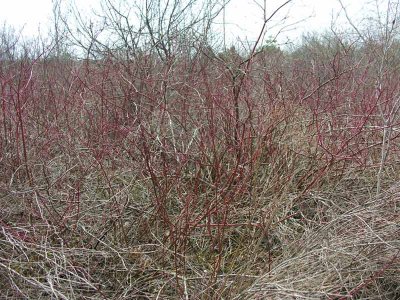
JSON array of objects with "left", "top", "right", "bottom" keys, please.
[{"left": 0, "top": 0, "right": 375, "bottom": 45}]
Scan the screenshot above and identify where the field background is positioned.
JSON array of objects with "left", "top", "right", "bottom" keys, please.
[{"left": 0, "top": 0, "right": 399, "bottom": 299}]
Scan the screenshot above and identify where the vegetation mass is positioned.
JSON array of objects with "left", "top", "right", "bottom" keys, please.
[{"left": 0, "top": 0, "right": 399, "bottom": 298}]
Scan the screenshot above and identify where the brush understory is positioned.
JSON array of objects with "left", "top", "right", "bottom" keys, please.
[
  {"left": 1, "top": 110, "right": 399, "bottom": 299},
  {"left": 1, "top": 35, "right": 400, "bottom": 300}
]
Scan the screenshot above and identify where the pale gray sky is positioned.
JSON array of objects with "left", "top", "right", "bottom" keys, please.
[{"left": 0, "top": 0, "right": 372, "bottom": 44}]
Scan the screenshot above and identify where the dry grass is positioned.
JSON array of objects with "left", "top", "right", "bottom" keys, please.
[
  {"left": 239, "top": 182, "right": 400, "bottom": 299},
  {"left": 1, "top": 155, "right": 399, "bottom": 299}
]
